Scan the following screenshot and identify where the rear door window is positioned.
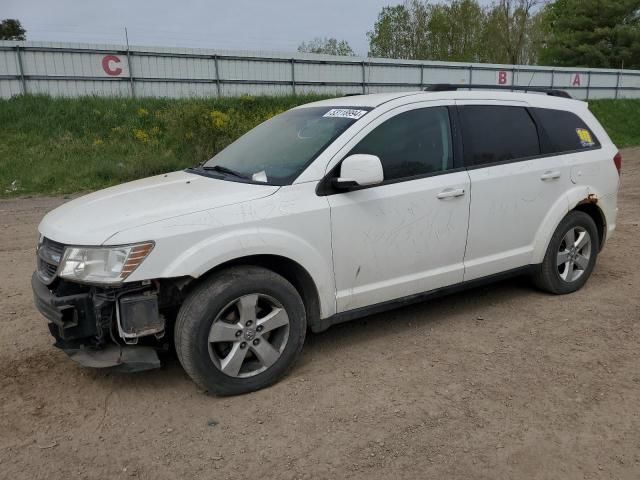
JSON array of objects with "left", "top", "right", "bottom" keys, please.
[
  {"left": 532, "top": 108, "right": 600, "bottom": 154},
  {"left": 458, "top": 105, "right": 540, "bottom": 167}
]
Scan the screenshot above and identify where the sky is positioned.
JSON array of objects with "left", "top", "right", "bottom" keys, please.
[{"left": 4, "top": 0, "right": 492, "bottom": 55}]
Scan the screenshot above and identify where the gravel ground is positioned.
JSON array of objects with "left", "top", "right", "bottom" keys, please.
[{"left": 1, "top": 149, "right": 639, "bottom": 480}]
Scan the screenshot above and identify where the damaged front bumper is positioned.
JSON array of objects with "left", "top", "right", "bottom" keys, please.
[{"left": 31, "top": 272, "right": 165, "bottom": 372}]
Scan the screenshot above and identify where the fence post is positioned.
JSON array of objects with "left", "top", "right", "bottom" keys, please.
[
  {"left": 213, "top": 54, "right": 221, "bottom": 97},
  {"left": 125, "top": 48, "right": 135, "bottom": 97},
  {"left": 291, "top": 58, "right": 296, "bottom": 95},
  {"left": 586, "top": 71, "right": 591, "bottom": 100},
  {"left": 614, "top": 71, "right": 621, "bottom": 100},
  {"left": 468, "top": 65, "right": 473, "bottom": 85},
  {"left": 361, "top": 60, "right": 366, "bottom": 94},
  {"left": 550, "top": 69, "right": 555, "bottom": 89},
  {"left": 15, "top": 45, "right": 27, "bottom": 95},
  {"left": 512, "top": 66, "right": 516, "bottom": 90},
  {"left": 420, "top": 64, "right": 424, "bottom": 90}
]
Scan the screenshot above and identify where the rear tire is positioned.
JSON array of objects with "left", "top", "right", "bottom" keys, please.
[
  {"left": 533, "top": 210, "right": 599, "bottom": 294},
  {"left": 175, "top": 266, "right": 306, "bottom": 395}
]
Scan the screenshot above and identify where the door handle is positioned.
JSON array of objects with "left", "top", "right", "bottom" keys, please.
[
  {"left": 540, "top": 170, "right": 561, "bottom": 181},
  {"left": 437, "top": 188, "right": 466, "bottom": 199}
]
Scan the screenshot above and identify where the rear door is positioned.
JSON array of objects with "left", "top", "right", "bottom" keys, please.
[
  {"left": 530, "top": 107, "right": 605, "bottom": 186},
  {"left": 457, "top": 101, "right": 572, "bottom": 280}
]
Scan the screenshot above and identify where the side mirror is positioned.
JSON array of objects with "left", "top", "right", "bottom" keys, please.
[{"left": 333, "top": 154, "right": 384, "bottom": 190}]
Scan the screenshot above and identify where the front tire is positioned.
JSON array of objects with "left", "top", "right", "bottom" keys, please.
[
  {"left": 533, "top": 210, "right": 599, "bottom": 294},
  {"left": 175, "top": 266, "right": 306, "bottom": 395}
]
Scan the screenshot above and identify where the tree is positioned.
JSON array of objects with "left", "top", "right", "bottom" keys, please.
[
  {"left": 539, "top": 0, "right": 640, "bottom": 69},
  {"left": 0, "top": 19, "right": 26, "bottom": 40},
  {"left": 481, "top": 0, "right": 544, "bottom": 65},
  {"left": 297, "top": 37, "right": 356, "bottom": 56},
  {"left": 367, "top": 1, "right": 430, "bottom": 59},
  {"left": 366, "top": 0, "right": 542, "bottom": 64},
  {"left": 428, "top": 0, "right": 486, "bottom": 62}
]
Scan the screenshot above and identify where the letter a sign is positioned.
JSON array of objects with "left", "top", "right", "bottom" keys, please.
[{"left": 572, "top": 73, "right": 581, "bottom": 87}]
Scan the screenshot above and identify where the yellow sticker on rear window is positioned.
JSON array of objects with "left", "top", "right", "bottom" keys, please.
[{"left": 576, "top": 128, "right": 595, "bottom": 147}]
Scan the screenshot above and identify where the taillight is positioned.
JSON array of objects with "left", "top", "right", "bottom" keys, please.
[{"left": 613, "top": 152, "right": 622, "bottom": 175}]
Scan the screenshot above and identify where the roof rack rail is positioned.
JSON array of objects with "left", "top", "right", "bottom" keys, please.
[{"left": 424, "top": 83, "right": 572, "bottom": 99}]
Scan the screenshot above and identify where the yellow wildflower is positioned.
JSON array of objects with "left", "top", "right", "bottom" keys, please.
[
  {"left": 268, "top": 109, "right": 285, "bottom": 119},
  {"left": 209, "top": 110, "right": 230, "bottom": 129},
  {"left": 133, "top": 129, "right": 150, "bottom": 143}
]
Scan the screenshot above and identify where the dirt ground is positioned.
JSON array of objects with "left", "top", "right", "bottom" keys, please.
[{"left": 1, "top": 150, "right": 639, "bottom": 480}]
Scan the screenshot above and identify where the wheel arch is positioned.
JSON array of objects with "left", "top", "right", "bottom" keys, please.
[
  {"left": 572, "top": 200, "right": 606, "bottom": 250},
  {"left": 188, "top": 254, "right": 323, "bottom": 330},
  {"left": 532, "top": 186, "right": 607, "bottom": 264}
]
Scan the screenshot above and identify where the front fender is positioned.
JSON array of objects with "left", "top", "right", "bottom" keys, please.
[
  {"left": 113, "top": 211, "right": 336, "bottom": 318},
  {"left": 165, "top": 228, "right": 335, "bottom": 314},
  {"left": 106, "top": 183, "right": 336, "bottom": 317},
  {"left": 128, "top": 227, "right": 336, "bottom": 318}
]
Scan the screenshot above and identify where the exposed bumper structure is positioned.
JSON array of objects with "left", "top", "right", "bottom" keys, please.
[
  {"left": 65, "top": 345, "right": 160, "bottom": 373},
  {"left": 32, "top": 272, "right": 98, "bottom": 341},
  {"left": 31, "top": 272, "right": 162, "bottom": 372}
]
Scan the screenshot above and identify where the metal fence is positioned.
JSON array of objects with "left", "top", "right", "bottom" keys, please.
[{"left": 2, "top": 40, "right": 640, "bottom": 100}]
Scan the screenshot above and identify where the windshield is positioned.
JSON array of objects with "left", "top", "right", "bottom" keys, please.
[{"left": 201, "top": 106, "right": 370, "bottom": 185}]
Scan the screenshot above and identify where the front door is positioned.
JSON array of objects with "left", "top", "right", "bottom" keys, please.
[{"left": 326, "top": 103, "right": 471, "bottom": 312}]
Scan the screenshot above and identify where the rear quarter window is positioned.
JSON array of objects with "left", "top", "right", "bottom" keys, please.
[{"left": 532, "top": 108, "right": 600, "bottom": 154}]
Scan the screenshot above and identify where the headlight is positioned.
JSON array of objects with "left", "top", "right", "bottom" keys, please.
[{"left": 58, "top": 242, "right": 154, "bottom": 284}]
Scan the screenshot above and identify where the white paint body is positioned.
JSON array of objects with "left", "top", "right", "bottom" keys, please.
[{"left": 38, "top": 90, "right": 620, "bottom": 320}]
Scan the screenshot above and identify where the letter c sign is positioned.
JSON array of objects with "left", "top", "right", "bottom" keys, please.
[{"left": 102, "top": 55, "right": 123, "bottom": 76}]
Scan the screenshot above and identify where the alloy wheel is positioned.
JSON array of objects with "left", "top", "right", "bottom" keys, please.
[
  {"left": 556, "top": 226, "right": 592, "bottom": 283},
  {"left": 207, "top": 294, "right": 290, "bottom": 378}
]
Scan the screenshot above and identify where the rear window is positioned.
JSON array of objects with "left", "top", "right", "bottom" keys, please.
[
  {"left": 458, "top": 105, "right": 540, "bottom": 167},
  {"left": 532, "top": 108, "right": 600, "bottom": 154}
]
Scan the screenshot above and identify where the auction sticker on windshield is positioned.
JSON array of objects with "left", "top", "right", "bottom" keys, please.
[{"left": 323, "top": 109, "right": 368, "bottom": 120}]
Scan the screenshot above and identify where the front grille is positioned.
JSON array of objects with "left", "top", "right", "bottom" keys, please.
[{"left": 37, "top": 237, "right": 66, "bottom": 284}]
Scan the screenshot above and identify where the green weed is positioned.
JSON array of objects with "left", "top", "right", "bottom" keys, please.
[{"left": 0, "top": 95, "right": 635, "bottom": 197}]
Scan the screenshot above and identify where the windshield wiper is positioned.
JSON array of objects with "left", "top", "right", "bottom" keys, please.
[{"left": 201, "top": 165, "right": 250, "bottom": 180}]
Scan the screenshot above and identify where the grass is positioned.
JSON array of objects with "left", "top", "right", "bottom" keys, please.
[
  {"left": 0, "top": 94, "right": 330, "bottom": 196},
  {"left": 588, "top": 100, "right": 640, "bottom": 149},
  {"left": 0, "top": 95, "right": 638, "bottom": 197}
]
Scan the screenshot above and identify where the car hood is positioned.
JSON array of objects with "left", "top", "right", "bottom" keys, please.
[{"left": 38, "top": 170, "right": 279, "bottom": 245}]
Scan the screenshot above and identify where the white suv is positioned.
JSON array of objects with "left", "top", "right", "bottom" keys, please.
[{"left": 32, "top": 86, "right": 621, "bottom": 395}]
